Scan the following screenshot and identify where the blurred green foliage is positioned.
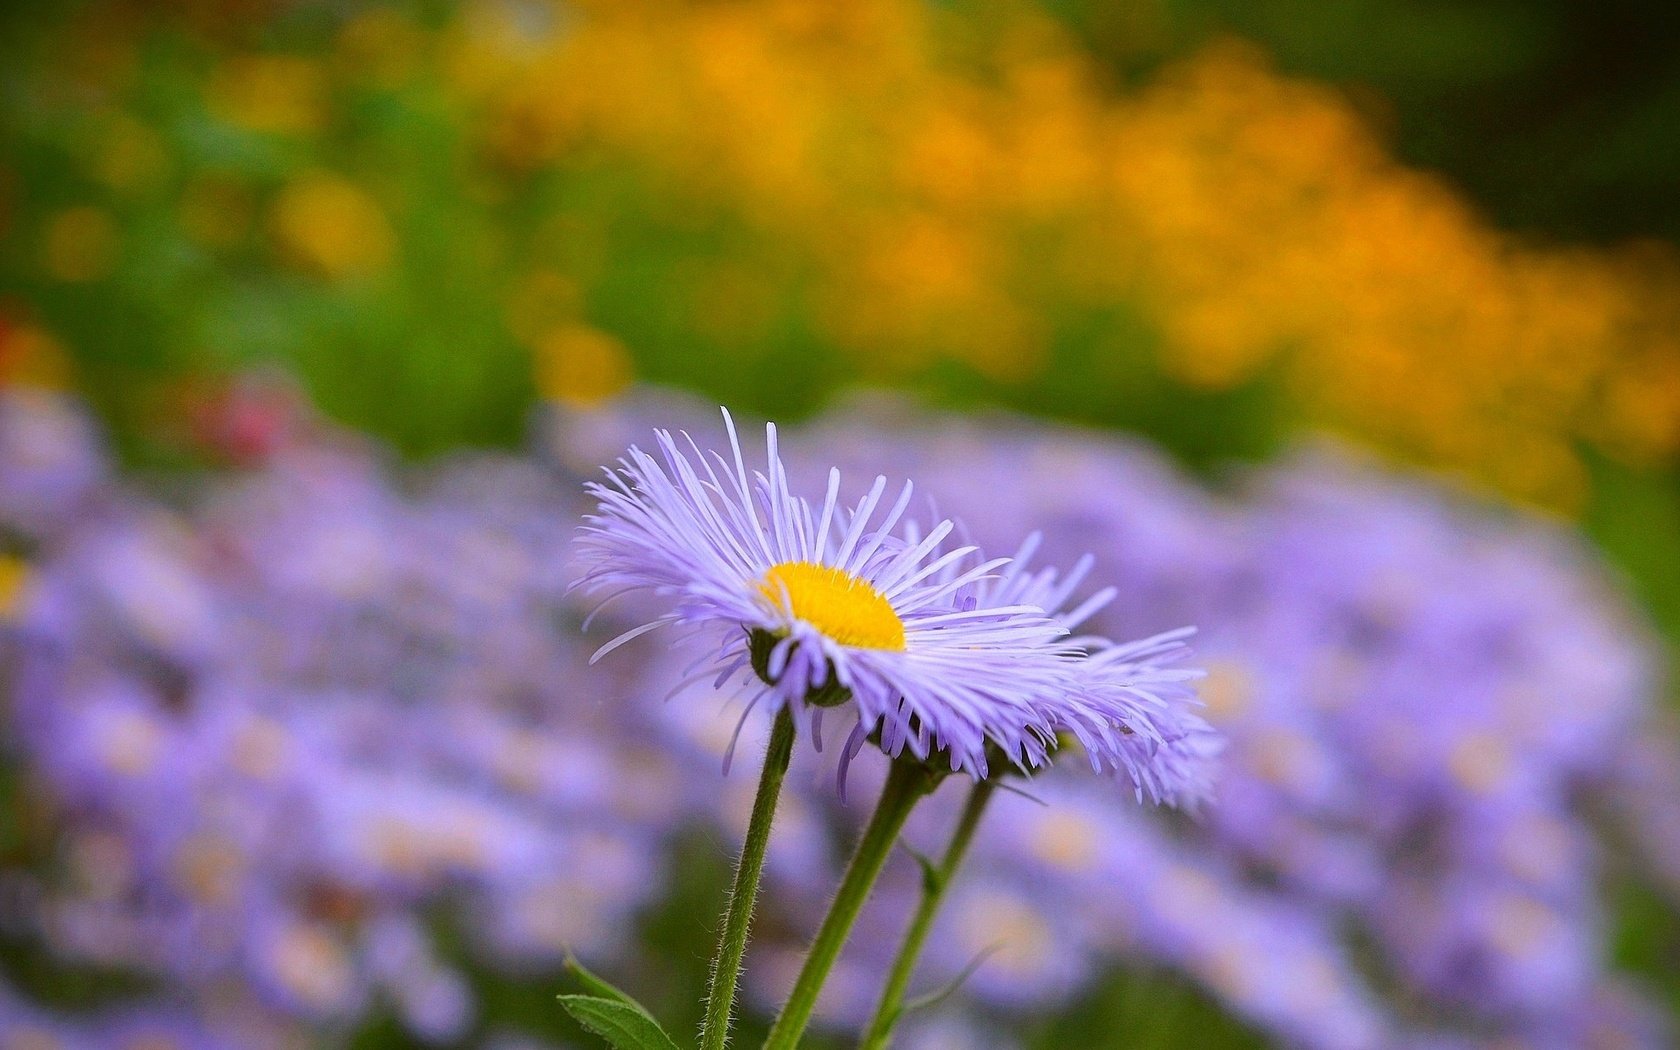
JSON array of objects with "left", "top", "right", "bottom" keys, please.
[
  {"left": 5, "top": 0, "right": 1678, "bottom": 503},
  {"left": 1049, "top": 0, "right": 1680, "bottom": 243}
]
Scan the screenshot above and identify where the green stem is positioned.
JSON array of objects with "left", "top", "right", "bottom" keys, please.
[
  {"left": 700, "top": 706, "right": 797, "bottom": 1050},
  {"left": 763, "top": 758, "right": 938, "bottom": 1050},
  {"left": 856, "top": 779, "right": 997, "bottom": 1050}
]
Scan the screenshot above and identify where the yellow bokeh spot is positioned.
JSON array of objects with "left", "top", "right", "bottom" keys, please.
[
  {"left": 1489, "top": 893, "right": 1557, "bottom": 959},
  {"left": 269, "top": 921, "right": 355, "bottom": 1012},
  {"left": 534, "top": 322, "right": 633, "bottom": 407},
  {"left": 94, "top": 116, "right": 169, "bottom": 193},
  {"left": 954, "top": 890, "right": 1054, "bottom": 975},
  {"left": 1028, "top": 810, "right": 1101, "bottom": 872},
  {"left": 0, "top": 324, "right": 73, "bottom": 389},
  {"left": 336, "top": 8, "right": 425, "bottom": 89},
  {"left": 43, "top": 206, "right": 118, "bottom": 283},
  {"left": 1198, "top": 660, "right": 1254, "bottom": 722},
  {"left": 172, "top": 834, "right": 244, "bottom": 904},
  {"left": 1448, "top": 732, "right": 1512, "bottom": 794},
  {"left": 759, "top": 561, "right": 906, "bottom": 651},
  {"left": 207, "top": 54, "right": 326, "bottom": 135},
  {"left": 0, "top": 556, "right": 28, "bottom": 621},
  {"left": 270, "top": 173, "right": 393, "bottom": 280}
]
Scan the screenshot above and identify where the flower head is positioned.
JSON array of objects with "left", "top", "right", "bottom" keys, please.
[
  {"left": 574, "top": 409, "right": 1084, "bottom": 779},
  {"left": 946, "top": 532, "right": 1220, "bottom": 807}
]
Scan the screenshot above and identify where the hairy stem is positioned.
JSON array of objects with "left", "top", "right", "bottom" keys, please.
[
  {"left": 699, "top": 706, "right": 797, "bottom": 1050},
  {"left": 857, "top": 779, "right": 997, "bottom": 1049},
  {"left": 763, "top": 758, "right": 938, "bottom": 1050}
]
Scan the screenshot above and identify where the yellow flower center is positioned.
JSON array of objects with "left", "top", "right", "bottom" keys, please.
[{"left": 758, "top": 561, "right": 906, "bottom": 651}]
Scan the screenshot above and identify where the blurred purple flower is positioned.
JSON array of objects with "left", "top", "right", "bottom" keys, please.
[
  {"left": 0, "top": 388, "right": 107, "bottom": 543},
  {"left": 0, "top": 384, "right": 1672, "bottom": 1050}
]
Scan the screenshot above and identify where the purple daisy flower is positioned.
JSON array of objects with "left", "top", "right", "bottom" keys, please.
[
  {"left": 574, "top": 409, "right": 1081, "bottom": 779},
  {"left": 1079, "top": 632, "right": 1222, "bottom": 807},
  {"left": 924, "top": 531, "right": 1219, "bottom": 807}
]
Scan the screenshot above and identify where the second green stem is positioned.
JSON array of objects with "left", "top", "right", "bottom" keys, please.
[
  {"left": 763, "top": 757, "right": 938, "bottom": 1050},
  {"left": 857, "top": 778, "right": 997, "bottom": 1050}
]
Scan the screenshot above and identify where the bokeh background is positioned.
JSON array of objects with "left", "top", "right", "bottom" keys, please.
[{"left": 2, "top": 1, "right": 1679, "bottom": 1047}]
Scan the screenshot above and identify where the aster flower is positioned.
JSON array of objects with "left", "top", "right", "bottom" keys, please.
[
  {"left": 982, "top": 533, "right": 1217, "bottom": 805},
  {"left": 7, "top": 414, "right": 674, "bottom": 1047},
  {"left": 847, "top": 533, "right": 1215, "bottom": 1049},
  {"left": 849, "top": 529, "right": 1215, "bottom": 807},
  {"left": 0, "top": 387, "right": 108, "bottom": 542},
  {"left": 573, "top": 408, "right": 1080, "bottom": 779},
  {"left": 1079, "top": 634, "right": 1221, "bottom": 807},
  {"left": 574, "top": 408, "right": 1089, "bottom": 1050}
]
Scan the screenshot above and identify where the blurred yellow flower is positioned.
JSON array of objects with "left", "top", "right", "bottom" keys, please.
[
  {"left": 0, "top": 322, "right": 73, "bottom": 390},
  {"left": 0, "top": 556, "right": 27, "bottom": 622},
  {"left": 42, "top": 206, "right": 119, "bottom": 283},
  {"left": 534, "top": 322, "right": 633, "bottom": 407},
  {"left": 334, "top": 8, "right": 425, "bottom": 89},
  {"left": 270, "top": 173, "right": 394, "bottom": 280},
  {"left": 92, "top": 115, "right": 170, "bottom": 194},
  {"left": 456, "top": 2, "right": 1680, "bottom": 509},
  {"left": 207, "top": 54, "right": 327, "bottom": 135},
  {"left": 14, "top": 0, "right": 1680, "bottom": 513}
]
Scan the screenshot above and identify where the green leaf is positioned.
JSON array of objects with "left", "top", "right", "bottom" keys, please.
[
  {"left": 565, "top": 955, "right": 643, "bottom": 1007},
  {"left": 559, "top": 957, "right": 684, "bottom": 1050},
  {"left": 557, "top": 995, "right": 683, "bottom": 1050},
  {"left": 896, "top": 836, "right": 944, "bottom": 895},
  {"left": 904, "top": 944, "right": 1001, "bottom": 1015}
]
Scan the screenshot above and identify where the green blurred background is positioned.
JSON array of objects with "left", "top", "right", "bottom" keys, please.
[
  {"left": 2, "top": 0, "right": 1678, "bottom": 1045},
  {"left": 7, "top": 0, "right": 1680, "bottom": 617}
]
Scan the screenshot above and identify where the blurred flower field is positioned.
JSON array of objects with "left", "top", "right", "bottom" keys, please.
[
  {"left": 7, "top": 0, "right": 1680, "bottom": 506},
  {"left": 2, "top": 1, "right": 1679, "bottom": 1048}
]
